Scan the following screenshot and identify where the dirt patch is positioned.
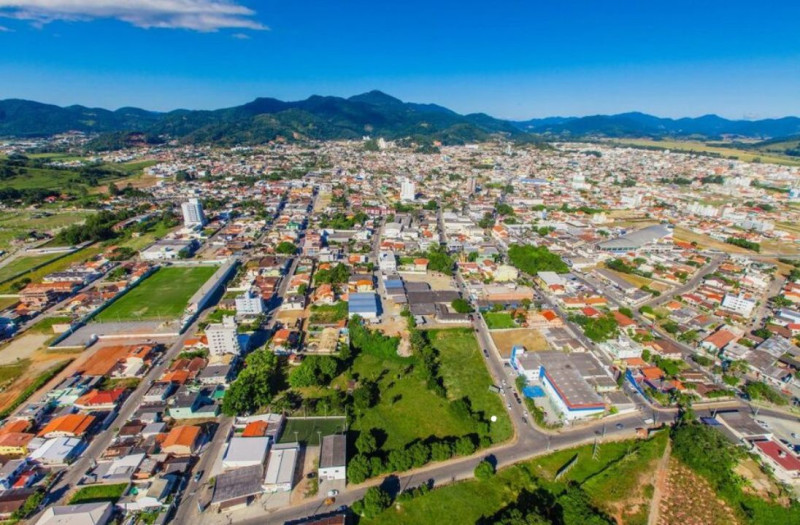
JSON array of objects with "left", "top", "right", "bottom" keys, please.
[
  {"left": 735, "top": 457, "right": 786, "bottom": 502},
  {"left": 658, "top": 458, "right": 740, "bottom": 525},
  {"left": 405, "top": 272, "right": 457, "bottom": 291},
  {"left": 0, "top": 333, "right": 51, "bottom": 365},
  {"left": 491, "top": 328, "right": 549, "bottom": 358},
  {"left": 291, "top": 445, "right": 319, "bottom": 504}
]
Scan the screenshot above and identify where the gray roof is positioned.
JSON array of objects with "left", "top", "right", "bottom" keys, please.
[
  {"left": 597, "top": 224, "right": 672, "bottom": 251},
  {"left": 319, "top": 434, "right": 346, "bottom": 469},
  {"left": 211, "top": 464, "right": 264, "bottom": 504}
]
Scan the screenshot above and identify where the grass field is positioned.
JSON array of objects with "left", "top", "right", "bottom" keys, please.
[
  {"left": 609, "top": 138, "right": 800, "bottom": 166},
  {"left": 277, "top": 417, "right": 347, "bottom": 446},
  {"left": 69, "top": 483, "right": 128, "bottom": 504},
  {"left": 0, "top": 245, "right": 104, "bottom": 294},
  {"left": 369, "top": 432, "right": 668, "bottom": 524},
  {"left": 483, "top": 312, "right": 517, "bottom": 330},
  {"left": 432, "top": 328, "right": 512, "bottom": 444},
  {"left": 0, "top": 253, "right": 61, "bottom": 283},
  {"left": 96, "top": 265, "right": 218, "bottom": 321}
]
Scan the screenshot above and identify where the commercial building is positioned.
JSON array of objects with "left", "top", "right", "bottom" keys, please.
[
  {"left": 721, "top": 293, "right": 757, "bottom": 317},
  {"left": 206, "top": 316, "right": 241, "bottom": 356},
  {"left": 181, "top": 198, "right": 206, "bottom": 228},
  {"left": 512, "top": 350, "right": 607, "bottom": 420},
  {"left": 597, "top": 224, "right": 673, "bottom": 253},
  {"left": 263, "top": 442, "right": 300, "bottom": 493},
  {"left": 35, "top": 502, "right": 113, "bottom": 525},
  {"left": 400, "top": 178, "right": 416, "bottom": 202}
]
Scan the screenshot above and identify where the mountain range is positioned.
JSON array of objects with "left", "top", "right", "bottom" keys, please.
[{"left": 1, "top": 91, "right": 799, "bottom": 147}]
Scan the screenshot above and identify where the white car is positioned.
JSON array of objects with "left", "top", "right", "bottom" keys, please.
[{"left": 327, "top": 489, "right": 339, "bottom": 497}]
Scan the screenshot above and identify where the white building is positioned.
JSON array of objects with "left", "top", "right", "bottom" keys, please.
[
  {"left": 181, "top": 198, "right": 206, "bottom": 228},
  {"left": 378, "top": 251, "right": 397, "bottom": 272},
  {"left": 36, "top": 502, "right": 113, "bottom": 525},
  {"left": 235, "top": 290, "right": 265, "bottom": 316},
  {"left": 318, "top": 434, "right": 346, "bottom": 481},
  {"left": 721, "top": 293, "right": 757, "bottom": 317},
  {"left": 206, "top": 316, "right": 240, "bottom": 356},
  {"left": 400, "top": 178, "right": 416, "bottom": 202},
  {"left": 222, "top": 437, "right": 270, "bottom": 470},
  {"left": 263, "top": 443, "right": 300, "bottom": 493}
]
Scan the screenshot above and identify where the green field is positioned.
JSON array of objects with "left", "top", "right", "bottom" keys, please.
[
  {"left": 368, "top": 432, "right": 668, "bottom": 524},
  {"left": 95, "top": 265, "right": 218, "bottom": 321},
  {"left": 69, "top": 483, "right": 128, "bottom": 504},
  {"left": 0, "top": 245, "right": 104, "bottom": 294},
  {"left": 483, "top": 312, "right": 516, "bottom": 329},
  {"left": 432, "top": 329, "right": 512, "bottom": 444},
  {"left": 0, "top": 253, "right": 62, "bottom": 284},
  {"left": 278, "top": 417, "right": 347, "bottom": 446}
]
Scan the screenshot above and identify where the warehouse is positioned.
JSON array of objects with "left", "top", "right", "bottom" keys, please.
[
  {"left": 222, "top": 437, "right": 270, "bottom": 470},
  {"left": 262, "top": 443, "right": 300, "bottom": 493},
  {"left": 597, "top": 224, "right": 673, "bottom": 253},
  {"left": 348, "top": 292, "right": 381, "bottom": 319}
]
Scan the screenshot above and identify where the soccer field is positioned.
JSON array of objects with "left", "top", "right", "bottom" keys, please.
[
  {"left": 95, "top": 265, "right": 218, "bottom": 321},
  {"left": 278, "top": 418, "right": 347, "bottom": 446}
]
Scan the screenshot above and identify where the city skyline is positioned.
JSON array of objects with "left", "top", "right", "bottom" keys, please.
[{"left": 0, "top": 1, "right": 799, "bottom": 119}]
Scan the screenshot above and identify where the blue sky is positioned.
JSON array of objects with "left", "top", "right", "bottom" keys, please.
[{"left": 0, "top": 1, "right": 798, "bottom": 119}]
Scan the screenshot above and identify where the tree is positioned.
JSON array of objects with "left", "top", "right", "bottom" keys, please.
[
  {"left": 454, "top": 436, "right": 476, "bottom": 456},
  {"left": 356, "top": 429, "right": 377, "bottom": 455},
  {"left": 474, "top": 459, "right": 495, "bottom": 480},
  {"left": 360, "top": 486, "right": 391, "bottom": 518},
  {"left": 276, "top": 241, "right": 296, "bottom": 254},
  {"left": 348, "top": 454, "right": 371, "bottom": 484},
  {"left": 430, "top": 441, "right": 453, "bottom": 461},
  {"left": 451, "top": 298, "right": 473, "bottom": 314},
  {"left": 387, "top": 448, "right": 413, "bottom": 472},
  {"left": 353, "top": 381, "right": 379, "bottom": 411}
]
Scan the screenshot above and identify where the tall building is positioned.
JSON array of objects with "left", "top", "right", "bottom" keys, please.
[
  {"left": 206, "top": 316, "right": 240, "bottom": 356},
  {"left": 235, "top": 290, "right": 265, "bottom": 315},
  {"left": 400, "top": 178, "right": 416, "bottom": 202},
  {"left": 181, "top": 198, "right": 206, "bottom": 228}
]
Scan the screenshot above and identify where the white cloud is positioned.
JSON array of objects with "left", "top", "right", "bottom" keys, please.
[
  {"left": 231, "top": 32, "right": 250, "bottom": 39},
  {"left": 0, "top": 24, "right": 11, "bottom": 31},
  {"left": 0, "top": 0, "right": 267, "bottom": 32}
]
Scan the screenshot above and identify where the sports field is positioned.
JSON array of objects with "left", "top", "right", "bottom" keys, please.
[
  {"left": 278, "top": 417, "right": 347, "bottom": 446},
  {"left": 95, "top": 265, "right": 218, "bottom": 321}
]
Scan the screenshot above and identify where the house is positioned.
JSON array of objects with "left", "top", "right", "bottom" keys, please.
[
  {"left": 37, "top": 414, "right": 96, "bottom": 439},
  {"left": 223, "top": 437, "right": 270, "bottom": 470},
  {"left": 0, "top": 460, "right": 28, "bottom": 490},
  {"left": 35, "top": 502, "right": 113, "bottom": 525},
  {"left": 168, "top": 389, "right": 219, "bottom": 420},
  {"left": 73, "top": 388, "right": 126, "bottom": 411},
  {"left": 318, "top": 434, "right": 346, "bottom": 481},
  {"left": 161, "top": 425, "right": 202, "bottom": 456},
  {"left": 0, "top": 488, "right": 37, "bottom": 520},
  {"left": 28, "top": 437, "right": 83, "bottom": 466},
  {"left": 701, "top": 329, "right": 738, "bottom": 353},
  {"left": 752, "top": 440, "right": 800, "bottom": 482},
  {"left": 0, "top": 432, "right": 34, "bottom": 456}
]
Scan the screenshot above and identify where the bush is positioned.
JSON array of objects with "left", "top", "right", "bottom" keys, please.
[{"left": 474, "top": 459, "right": 495, "bottom": 480}]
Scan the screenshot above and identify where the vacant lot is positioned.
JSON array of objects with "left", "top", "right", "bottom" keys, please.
[
  {"left": 69, "top": 483, "right": 128, "bottom": 504},
  {"left": 483, "top": 312, "right": 517, "bottom": 329},
  {"left": 491, "top": 328, "right": 549, "bottom": 357},
  {"left": 278, "top": 417, "right": 347, "bottom": 446},
  {"left": 432, "top": 329, "right": 512, "bottom": 444},
  {"left": 96, "top": 265, "right": 217, "bottom": 321},
  {"left": 0, "top": 244, "right": 103, "bottom": 294},
  {"left": 0, "top": 333, "right": 52, "bottom": 365}
]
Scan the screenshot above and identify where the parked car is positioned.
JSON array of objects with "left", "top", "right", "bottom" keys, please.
[
  {"left": 327, "top": 489, "right": 339, "bottom": 497},
  {"left": 193, "top": 470, "right": 203, "bottom": 483}
]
